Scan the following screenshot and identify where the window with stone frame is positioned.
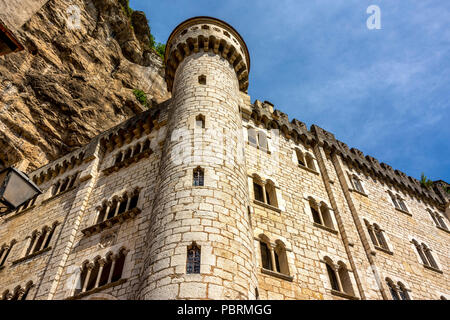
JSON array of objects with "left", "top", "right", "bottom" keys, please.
[
  {"left": 196, "top": 114, "right": 205, "bottom": 129},
  {"left": 247, "top": 128, "right": 270, "bottom": 152},
  {"left": 259, "top": 236, "right": 290, "bottom": 277},
  {"left": 427, "top": 209, "right": 448, "bottom": 230},
  {"left": 295, "top": 148, "right": 306, "bottom": 167},
  {"left": 74, "top": 248, "right": 128, "bottom": 296},
  {"left": 1, "top": 281, "right": 33, "bottom": 301},
  {"left": 248, "top": 127, "right": 257, "bottom": 146},
  {"left": 24, "top": 221, "right": 59, "bottom": 257},
  {"left": 388, "top": 191, "right": 409, "bottom": 213},
  {"left": 15, "top": 195, "right": 38, "bottom": 213},
  {"left": 252, "top": 176, "right": 279, "bottom": 209},
  {"left": 364, "top": 220, "right": 390, "bottom": 251},
  {"left": 388, "top": 191, "right": 400, "bottom": 210},
  {"left": 253, "top": 182, "right": 264, "bottom": 203},
  {"left": 95, "top": 189, "right": 141, "bottom": 225},
  {"left": 259, "top": 240, "right": 272, "bottom": 271},
  {"left": 412, "top": 239, "right": 440, "bottom": 270},
  {"left": 186, "top": 242, "right": 201, "bottom": 274},
  {"left": 323, "top": 257, "right": 355, "bottom": 297},
  {"left": 0, "top": 239, "right": 16, "bottom": 267},
  {"left": 386, "top": 278, "right": 410, "bottom": 300},
  {"left": 351, "top": 175, "right": 365, "bottom": 194},
  {"left": 193, "top": 167, "right": 204, "bottom": 187},
  {"left": 397, "top": 196, "right": 408, "bottom": 212},
  {"left": 305, "top": 153, "right": 316, "bottom": 171},
  {"left": 309, "top": 198, "right": 335, "bottom": 231},
  {"left": 52, "top": 172, "right": 79, "bottom": 197},
  {"left": 198, "top": 74, "right": 206, "bottom": 85}
]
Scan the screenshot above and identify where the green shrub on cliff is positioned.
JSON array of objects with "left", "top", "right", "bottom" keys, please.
[{"left": 133, "top": 89, "right": 149, "bottom": 108}]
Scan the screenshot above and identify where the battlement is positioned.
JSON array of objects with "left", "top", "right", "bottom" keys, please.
[{"left": 164, "top": 16, "right": 250, "bottom": 93}]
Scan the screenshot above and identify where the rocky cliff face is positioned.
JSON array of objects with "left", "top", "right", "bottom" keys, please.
[{"left": 0, "top": 0, "right": 169, "bottom": 171}]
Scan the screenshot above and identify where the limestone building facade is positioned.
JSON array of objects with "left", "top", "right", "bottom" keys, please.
[{"left": 0, "top": 17, "right": 448, "bottom": 300}]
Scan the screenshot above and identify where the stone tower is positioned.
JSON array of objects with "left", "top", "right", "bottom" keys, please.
[{"left": 138, "top": 17, "right": 258, "bottom": 299}]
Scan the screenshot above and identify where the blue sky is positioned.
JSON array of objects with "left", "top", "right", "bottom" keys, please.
[{"left": 130, "top": 0, "right": 450, "bottom": 182}]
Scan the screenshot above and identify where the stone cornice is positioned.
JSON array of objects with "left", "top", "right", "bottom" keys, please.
[
  {"left": 165, "top": 16, "right": 250, "bottom": 93},
  {"left": 244, "top": 100, "right": 444, "bottom": 206}
]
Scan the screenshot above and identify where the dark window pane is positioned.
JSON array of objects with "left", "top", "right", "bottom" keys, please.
[
  {"left": 260, "top": 242, "right": 272, "bottom": 271},
  {"left": 187, "top": 246, "right": 201, "bottom": 274},
  {"left": 326, "top": 263, "right": 339, "bottom": 291},
  {"left": 254, "top": 183, "right": 264, "bottom": 202}
]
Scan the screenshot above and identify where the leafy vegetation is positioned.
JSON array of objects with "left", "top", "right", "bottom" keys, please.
[
  {"left": 420, "top": 173, "right": 433, "bottom": 189},
  {"left": 133, "top": 89, "right": 150, "bottom": 108}
]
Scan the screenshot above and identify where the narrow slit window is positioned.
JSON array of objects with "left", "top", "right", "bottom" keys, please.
[
  {"left": 193, "top": 167, "right": 204, "bottom": 187},
  {"left": 187, "top": 243, "right": 201, "bottom": 274}
]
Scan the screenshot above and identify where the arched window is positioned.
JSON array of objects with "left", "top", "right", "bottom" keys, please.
[
  {"left": 441, "top": 295, "right": 447, "bottom": 300},
  {"left": 253, "top": 180, "right": 265, "bottom": 203},
  {"left": 338, "top": 262, "right": 354, "bottom": 296},
  {"left": 428, "top": 210, "right": 440, "bottom": 227},
  {"left": 99, "top": 253, "right": 113, "bottom": 287},
  {"left": 309, "top": 199, "right": 321, "bottom": 224},
  {"left": 107, "top": 199, "right": 118, "bottom": 220},
  {"left": 352, "top": 175, "right": 364, "bottom": 193},
  {"left": 128, "top": 190, "right": 139, "bottom": 210},
  {"left": 186, "top": 243, "right": 201, "bottom": 274},
  {"left": 320, "top": 203, "right": 334, "bottom": 229},
  {"left": 111, "top": 249, "right": 127, "bottom": 282},
  {"left": 373, "top": 224, "right": 388, "bottom": 250},
  {"left": 193, "top": 167, "right": 204, "bottom": 187},
  {"left": 412, "top": 240, "right": 428, "bottom": 266},
  {"left": 257, "top": 131, "right": 268, "bottom": 151},
  {"left": 124, "top": 148, "right": 133, "bottom": 161},
  {"left": 295, "top": 149, "right": 306, "bottom": 167},
  {"left": 387, "top": 279, "right": 400, "bottom": 300},
  {"left": 96, "top": 204, "right": 107, "bottom": 223},
  {"left": 141, "top": 139, "right": 151, "bottom": 152},
  {"left": 52, "top": 181, "right": 60, "bottom": 196},
  {"left": 259, "top": 240, "right": 272, "bottom": 271},
  {"left": 398, "top": 282, "right": 410, "bottom": 300},
  {"left": 115, "top": 152, "right": 123, "bottom": 165},
  {"left": 0, "top": 240, "right": 15, "bottom": 266},
  {"left": 436, "top": 215, "right": 448, "bottom": 230},
  {"left": 274, "top": 241, "right": 289, "bottom": 276},
  {"left": 75, "top": 248, "right": 128, "bottom": 297},
  {"left": 196, "top": 115, "right": 205, "bottom": 129},
  {"left": 365, "top": 220, "right": 378, "bottom": 246},
  {"left": 429, "top": 210, "right": 449, "bottom": 230},
  {"left": 325, "top": 262, "right": 340, "bottom": 291},
  {"left": 21, "top": 282, "right": 33, "bottom": 300},
  {"left": 86, "top": 258, "right": 101, "bottom": 292},
  {"left": 133, "top": 143, "right": 141, "bottom": 156},
  {"left": 248, "top": 128, "right": 257, "bottom": 146},
  {"left": 265, "top": 181, "right": 278, "bottom": 208},
  {"left": 388, "top": 192, "right": 400, "bottom": 209},
  {"left": 422, "top": 244, "right": 439, "bottom": 269},
  {"left": 59, "top": 177, "right": 69, "bottom": 193},
  {"left": 397, "top": 197, "right": 408, "bottom": 212},
  {"left": 117, "top": 195, "right": 128, "bottom": 215},
  {"left": 305, "top": 154, "right": 316, "bottom": 171},
  {"left": 32, "top": 228, "right": 47, "bottom": 254},
  {"left": 67, "top": 172, "right": 78, "bottom": 189}
]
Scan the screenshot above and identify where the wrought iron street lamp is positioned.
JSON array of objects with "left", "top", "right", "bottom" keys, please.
[{"left": 0, "top": 167, "right": 42, "bottom": 215}]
